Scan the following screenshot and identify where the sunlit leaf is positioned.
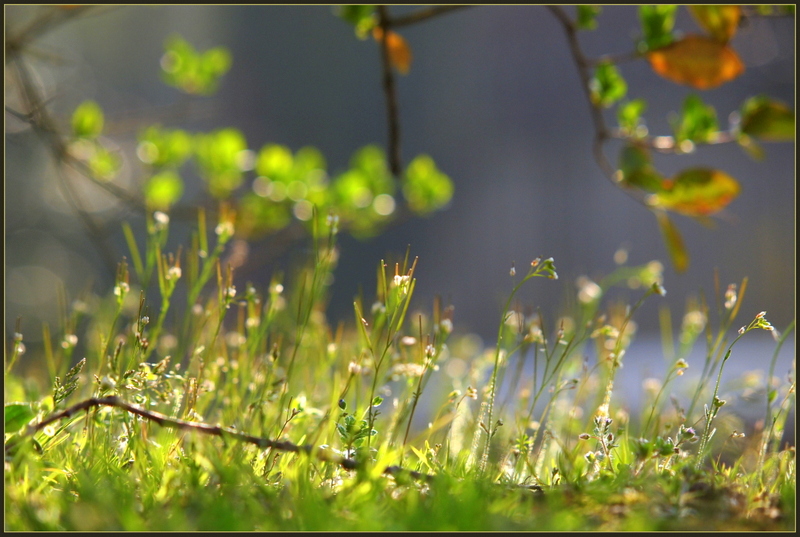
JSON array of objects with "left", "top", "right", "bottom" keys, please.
[
  {"left": 649, "top": 168, "right": 740, "bottom": 216},
  {"left": 144, "top": 170, "right": 184, "bottom": 210},
  {"left": 372, "top": 27, "right": 412, "bottom": 75},
  {"left": 4, "top": 403, "right": 35, "bottom": 433},
  {"left": 617, "top": 99, "right": 647, "bottom": 135},
  {"left": 655, "top": 210, "right": 689, "bottom": 273},
  {"left": 577, "top": 5, "right": 602, "bottom": 30},
  {"left": 647, "top": 35, "right": 744, "bottom": 89},
  {"left": 161, "top": 35, "right": 232, "bottom": 96},
  {"left": 403, "top": 154, "right": 454, "bottom": 215},
  {"left": 338, "top": 5, "right": 376, "bottom": 38},
  {"left": 590, "top": 61, "right": 627, "bottom": 108},
  {"left": 618, "top": 144, "right": 663, "bottom": 193},
  {"left": 740, "top": 95, "right": 795, "bottom": 141},
  {"left": 688, "top": 5, "right": 741, "bottom": 43},
  {"left": 256, "top": 144, "right": 294, "bottom": 182},
  {"left": 331, "top": 146, "right": 395, "bottom": 235},
  {"left": 138, "top": 126, "right": 193, "bottom": 168},
  {"left": 71, "top": 100, "right": 104, "bottom": 139},
  {"left": 194, "top": 128, "right": 248, "bottom": 198},
  {"left": 89, "top": 145, "right": 121, "bottom": 181},
  {"left": 237, "top": 192, "right": 292, "bottom": 237},
  {"left": 673, "top": 94, "right": 718, "bottom": 144},
  {"left": 639, "top": 5, "right": 677, "bottom": 50}
]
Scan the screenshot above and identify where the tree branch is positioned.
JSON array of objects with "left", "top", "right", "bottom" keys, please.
[
  {"left": 386, "top": 5, "right": 473, "bottom": 28},
  {"left": 377, "top": 6, "right": 402, "bottom": 178},
  {"left": 8, "top": 395, "right": 437, "bottom": 482}
]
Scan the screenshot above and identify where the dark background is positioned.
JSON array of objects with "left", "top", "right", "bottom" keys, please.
[{"left": 6, "top": 6, "right": 795, "bottom": 370}]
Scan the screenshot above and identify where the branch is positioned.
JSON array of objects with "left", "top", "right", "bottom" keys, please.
[
  {"left": 377, "top": 6, "right": 402, "bottom": 178},
  {"left": 7, "top": 395, "right": 436, "bottom": 483},
  {"left": 386, "top": 5, "right": 473, "bottom": 28}
]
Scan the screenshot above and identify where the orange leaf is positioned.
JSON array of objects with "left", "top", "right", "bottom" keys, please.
[
  {"left": 647, "top": 35, "right": 744, "bottom": 89},
  {"left": 373, "top": 28, "right": 412, "bottom": 75},
  {"left": 649, "top": 168, "right": 740, "bottom": 216},
  {"left": 688, "top": 6, "right": 742, "bottom": 43}
]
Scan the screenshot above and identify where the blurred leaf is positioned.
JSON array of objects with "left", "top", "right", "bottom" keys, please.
[
  {"left": 655, "top": 210, "right": 689, "bottom": 273},
  {"left": 161, "top": 35, "right": 232, "bottom": 96},
  {"left": 4, "top": 403, "right": 35, "bottom": 433},
  {"left": 372, "top": 27, "right": 412, "bottom": 75},
  {"left": 337, "top": 5, "right": 376, "bottom": 38},
  {"left": 577, "top": 5, "right": 602, "bottom": 30},
  {"left": 617, "top": 98, "right": 647, "bottom": 135},
  {"left": 688, "top": 5, "right": 741, "bottom": 43},
  {"left": 403, "top": 154, "right": 454, "bottom": 215},
  {"left": 71, "top": 100, "right": 104, "bottom": 139},
  {"left": 740, "top": 95, "right": 795, "bottom": 141},
  {"left": 673, "top": 94, "right": 718, "bottom": 144},
  {"left": 647, "top": 35, "right": 744, "bottom": 89},
  {"left": 89, "top": 145, "right": 121, "bottom": 181},
  {"left": 639, "top": 5, "right": 677, "bottom": 50},
  {"left": 138, "top": 126, "right": 193, "bottom": 168},
  {"left": 256, "top": 144, "right": 294, "bottom": 182},
  {"left": 735, "top": 133, "right": 765, "bottom": 161},
  {"left": 237, "top": 192, "right": 292, "bottom": 237},
  {"left": 618, "top": 144, "right": 663, "bottom": 193},
  {"left": 144, "top": 170, "right": 184, "bottom": 210},
  {"left": 329, "top": 146, "right": 396, "bottom": 236},
  {"left": 590, "top": 61, "right": 627, "bottom": 108},
  {"left": 650, "top": 168, "right": 740, "bottom": 216},
  {"left": 194, "top": 128, "right": 248, "bottom": 198}
]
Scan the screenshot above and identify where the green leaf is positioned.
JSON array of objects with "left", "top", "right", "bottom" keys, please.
[
  {"left": 673, "top": 94, "right": 718, "bottom": 145},
  {"left": 161, "top": 35, "right": 231, "bottom": 96},
  {"left": 639, "top": 5, "right": 677, "bottom": 51},
  {"left": 237, "top": 192, "right": 292, "bottom": 237},
  {"left": 4, "top": 403, "right": 35, "bottom": 433},
  {"left": 590, "top": 61, "right": 627, "bottom": 108},
  {"left": 138, "top": 126, "right": 193, "bottom": 168},
  {"left": 617, "top": 99, "right": 647, "bottom": 135},
  {"left": 402, "top": 154, "right": 454, "bottom": 216},
  {"left": 71, "top": 100, "right": 104, "bottom": 139},
  {"left": 617, "top": 144, "right": 663, "bottom": 193},
  {"left": 144, "top": 170, "right": 184, "bottom": 210},
  {"left": 256, "top": 144, "right": 294, "bottom": 183},
  {"left": 88, "top": 145, "right": 121, "bottom": 181},
  {"left": 337, "top": 5, "right": 377, "bottom": 38},
  {"left": 655, "top": 210, "right": 689, "bottom": 273},
  {"left": 740, "top": 96, "right": 795, "bottom": 142},
  {"left": 194, "top": 128, "right": 248, "bottom": 198},
  {"left": 330, "top": 146, "right": 395, "bottom": 235},
  {"left": 371, "top": 396, "right": 383, "bottom": 407},
  {"left": 650, "top": 168, "right": 740, "bottom": 216},
  {"left": 577, "top": 5, "right": 602, "bottom": 30}
]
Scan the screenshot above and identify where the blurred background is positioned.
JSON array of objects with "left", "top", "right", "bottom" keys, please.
[{"left": 5, "top": 6, "right": 795, "bottom": 392}]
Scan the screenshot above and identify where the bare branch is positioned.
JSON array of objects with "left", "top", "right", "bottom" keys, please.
[
  {"left": 377, "top": 6, "right": 402, "bottom": 178},
  {"left": 7, "top": 395, "right": 437, "bottom": 482},
  {"left": 386, "top": 5, "right": 473, "bottom": 28}
]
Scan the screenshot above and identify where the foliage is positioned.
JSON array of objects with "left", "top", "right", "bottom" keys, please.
[
  {"left": 4, "top": 5, "right": 795, "bottom": 532},
  {"left": 4, "top": 219, "right": 795, "bottom": 530}
]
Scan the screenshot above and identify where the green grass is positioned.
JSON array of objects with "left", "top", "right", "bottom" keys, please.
[{"left": 4, "top": 214, "right": 795, "bottom": 531}]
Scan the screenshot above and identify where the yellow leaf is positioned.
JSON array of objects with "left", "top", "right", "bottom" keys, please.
[
  {"left": 647, "top": 35, "right": 744, "bottom": 89},
  {"left": 688, "top": 6, "right": 742, "bottom": 43},
  {"left": 373, "top": 28, "right": 413, "bottom": 75},
  {"left": 655, "top": 211, "right": 689, "bottom": 273}
]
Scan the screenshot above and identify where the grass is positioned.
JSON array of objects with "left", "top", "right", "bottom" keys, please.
[{"left": 4, "top": 212, "right": 796, "bottom": 531}]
